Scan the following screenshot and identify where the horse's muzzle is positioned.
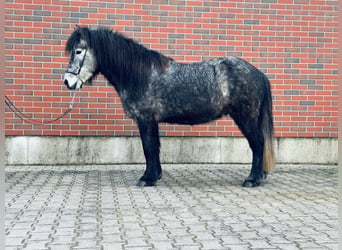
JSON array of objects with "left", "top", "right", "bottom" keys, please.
[
  {"left": 64, "top": 73, "right": 83, "bottom": 90},
  {"left": 64, "top": 79, "right": 74, "bottom": 89}
]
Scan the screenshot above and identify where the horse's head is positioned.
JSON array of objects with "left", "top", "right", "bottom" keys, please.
[{"left": 64, "top": 26, "right": 97, "bottom": 90}]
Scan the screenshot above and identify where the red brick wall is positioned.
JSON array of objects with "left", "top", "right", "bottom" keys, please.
[{"left": 5, "top": 0, "right": 338, "bottom": 137}]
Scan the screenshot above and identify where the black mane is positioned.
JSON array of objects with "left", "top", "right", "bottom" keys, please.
[{"left": 66, "top": 26, "right": 172, "bottom": 97}]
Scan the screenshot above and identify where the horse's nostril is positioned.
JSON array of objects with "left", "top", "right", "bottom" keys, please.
[{"left": 64, "top": 79, "right": 69, "bottom": 86}]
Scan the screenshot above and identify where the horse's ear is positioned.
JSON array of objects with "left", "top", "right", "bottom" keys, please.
[{"left": 74, "top": 24, "right": 80, "bottom": 31}]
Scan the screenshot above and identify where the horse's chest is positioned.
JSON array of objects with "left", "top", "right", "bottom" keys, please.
[{"left": 120, "top": 90, "right": 158, "bottom": 120}]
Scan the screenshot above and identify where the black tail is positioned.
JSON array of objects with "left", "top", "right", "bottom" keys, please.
[{"left": 261, "top": 76, "right": 275, "bottom": 172}]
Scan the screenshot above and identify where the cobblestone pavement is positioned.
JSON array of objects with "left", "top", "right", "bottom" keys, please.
[{"left": 5, "top": 164, "right": 337, "bottom": 250}]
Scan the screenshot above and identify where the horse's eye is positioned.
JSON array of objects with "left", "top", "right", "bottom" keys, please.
[{"left": 76, "top": 50, "right": 82, "bottom": 55}]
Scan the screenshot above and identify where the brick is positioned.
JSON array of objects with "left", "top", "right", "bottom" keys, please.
[{"left": 4, "top": 0, "right": 338, "bottom": 138}]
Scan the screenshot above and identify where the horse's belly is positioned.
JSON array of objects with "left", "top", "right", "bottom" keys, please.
[
  {"left": 162, "top": 114, "right": 221, "bottom": 125},
  {"left": 160, "top": 102, "right": 226, "bottom": 125}
]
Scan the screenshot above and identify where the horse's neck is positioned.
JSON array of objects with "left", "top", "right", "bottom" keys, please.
[
  {"left": 100, "top": 67, "right": 124, "bottom": 94},
  {"left": 97, "top": 38, "right": 172, "bottom": 99},
  {"left": 98, "top": 58, "right": 146, "bottom": 100}
]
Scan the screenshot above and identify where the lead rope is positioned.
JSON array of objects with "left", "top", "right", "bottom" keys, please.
[{"left": 5, "top": 90, "right": 78, "bottom": 125}]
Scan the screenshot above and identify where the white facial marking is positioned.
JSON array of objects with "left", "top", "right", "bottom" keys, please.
[{"left": 64, "top": 39, "right": 97, "bottom": 90}]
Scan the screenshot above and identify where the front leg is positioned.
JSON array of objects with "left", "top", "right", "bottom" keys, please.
[{"left": 136, "top": 118, "right": 162, "bottom": 187}]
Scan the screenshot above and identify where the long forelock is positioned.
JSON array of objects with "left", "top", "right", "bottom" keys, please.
[{"left": 65, "top": 27, "right": 92, "bottom": 53}]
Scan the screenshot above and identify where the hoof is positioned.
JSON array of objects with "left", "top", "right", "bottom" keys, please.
[
  {"left": 137, "top": 178, "right": 158, "bottom": 187},
  {"left": 242, "top": 179, "right": 260, "bottom": 188},
  {"left": 137, "top": 173, "right": 162, "bottom": 187}
]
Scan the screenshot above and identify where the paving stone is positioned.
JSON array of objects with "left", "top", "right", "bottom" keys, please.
[
  {"left": 200, "top": 239, "right": 226, "bottom": 249},
  {"left": 22, "top": 240, "right": 51, "bottom": 250},
  {"left": 172, "top": 235, "right": 196, "bottom": 245},
  {"left": 248, "top": 239, "right": 275, "bottom": 249},
  {"left": 150, "top": 240, "right": 174, "bottom": 249},
  {"left": 5, "top": 164, "right": 338, "bottom": 249},
  {"left": 124, "top": 236, "right": 150, "bottom": 248},
  {"left": 6, "top": 228, "right": 29, "bottom": 238},
  {"left": 100, "top": 242, "right": 124, "bottom": 250},
  {"left": 29, "top": 232, "right": 51, "bottom": 241},
  {"left": 72, "top": 239, "right": 99, "bottom": 249},
  {"left": 220, "top": 234, "right": 245, "bottom": 245},
  {"left": 47, "top": 244, "right": 75, "bottom": 250},
  {"left": 5, "top": 247, "right": 23, "bottom": 250},
  {"left": 272, "top": 244, "right": 301, "bottom": 250},
  {"left": 5, "top": 236, "right": 25, "bottom": 247},
  {"left": 223, "top": 244, "right": 250, "bottom": 250}
]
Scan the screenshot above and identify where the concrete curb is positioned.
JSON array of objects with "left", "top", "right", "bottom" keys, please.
[{"left": 5, "top": 136, "right": 338, "bottom": 165}]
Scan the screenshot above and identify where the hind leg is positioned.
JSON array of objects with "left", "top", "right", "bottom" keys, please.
[
  {"left": 231, "top": 115, "right": 265, "bottom": 187},
  {"left": 242, "top": 128, "right": 266, "bottom": 187}
]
